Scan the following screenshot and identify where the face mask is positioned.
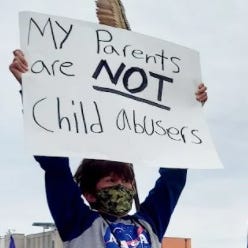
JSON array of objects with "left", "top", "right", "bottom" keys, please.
[{"left": 94, "top": 184, "right": 135, "bottom": 217}]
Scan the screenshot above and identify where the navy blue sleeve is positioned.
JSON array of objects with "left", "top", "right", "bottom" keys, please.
[
  {"left": 34, "top": 156, "right": 99, "bottom": 241},
  {"left": 135, "top": 168, "right": 187, "bottom": 241}
]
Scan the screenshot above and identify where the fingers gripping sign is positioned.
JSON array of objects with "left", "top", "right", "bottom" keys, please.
[
  {"left": 195, "top": 83, "right": 208, "bottom": 105},
  {"left": 9, "top": 49, "right": 28, "bottom": 84}
]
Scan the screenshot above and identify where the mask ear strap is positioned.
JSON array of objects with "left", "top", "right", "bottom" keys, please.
[{"left": 128, "top": 163, "right": 140, "bottom": 211}]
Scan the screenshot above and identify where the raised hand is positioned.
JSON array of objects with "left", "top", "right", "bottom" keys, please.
[
  {"left": 195, "top": 83, "right": 208, "bottom": 104},
  {"left": 9, "top": 49, "right": 28, "bottom": 84}
]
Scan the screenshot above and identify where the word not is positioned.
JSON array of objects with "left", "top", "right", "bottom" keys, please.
[
  {"left": 92, "top": 59, "right": 173, "bottom": 110},
  {"left": 31, "top": 59, "right": 75, "bottom": 76},
  {"left": 116, "top": 108, "right": 202, "bottom": 144},
  {"left": 32, "top": 97, "right": 103, "bottom": 134},
  {"left": 27, "top": 17, "right": 73, "bottom": 49},
  {"left": 96, "top": 29, "right": 181, "bottom": 73}
]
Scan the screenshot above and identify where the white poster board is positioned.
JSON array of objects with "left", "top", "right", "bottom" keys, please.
[{"left": 19, "top": 11, "right": 222, "bottom": 168}]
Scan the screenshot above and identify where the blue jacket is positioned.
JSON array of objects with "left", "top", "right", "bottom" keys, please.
[{"left": 35, "top": 156, "right": 187, "bottom": 248}]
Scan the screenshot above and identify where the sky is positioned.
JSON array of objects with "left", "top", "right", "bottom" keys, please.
[{"left": 0, "top": 1, "right": 248, "bottom": 248}]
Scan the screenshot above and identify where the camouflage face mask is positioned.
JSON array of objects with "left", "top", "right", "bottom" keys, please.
[{"left": 95, "top": 184, "right": 135, "bottom": 217}]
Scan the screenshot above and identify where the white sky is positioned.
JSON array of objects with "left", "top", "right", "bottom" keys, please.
[{"left": 0, "top": 1, "right": 248, "bottom": 248}]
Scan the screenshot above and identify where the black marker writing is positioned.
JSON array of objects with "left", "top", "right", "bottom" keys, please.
[
  {"left": 32, "top": 97, "right": 103, "bottom": 134},
  {"left": 115, "top": 108, "right": 203, "bottom": 144},
  {"left": 28, "top": 17, "right": 73, "bottom": 49},
  {"left": 31, "top": 59, "right": 75, "bottom": 76},
  {"left": 32, "top": 97, "right": 54, "bottom": 133},
  {"left": 96, "top": 29, "right": 181, "bottom": 73},
  {"left": 92, "top": 59, "right": 173, "bottom": 110}
]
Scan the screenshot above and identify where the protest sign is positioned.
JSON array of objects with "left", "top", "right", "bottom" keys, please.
[{"left": 19, "top": 11, "right": 222, "bottom": 168}]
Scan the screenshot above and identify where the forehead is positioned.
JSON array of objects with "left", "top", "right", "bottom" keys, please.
[
  {"left": 96, "top": 172, "right": 134, "bottom": 190},
  {"left": 104, "top": 172, "right": 132, "bottom": 181},
  {"left": 98, "top": 163, "right": 134, "bottom": 180}
]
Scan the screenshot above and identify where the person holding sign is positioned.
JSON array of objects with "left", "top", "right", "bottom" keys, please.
[{"left": 10, "top": 50, "right": 207, "bottom": 248}]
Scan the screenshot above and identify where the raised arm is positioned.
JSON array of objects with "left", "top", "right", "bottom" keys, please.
[
  {"left": 34, "top": 156, "right": 99, "bottom": 241},
  {"left": 135, "top": 168, "right": 187, "bottom": 241},
  {"left": 9, "top": 52, "right": 99, "bottom": 241}
]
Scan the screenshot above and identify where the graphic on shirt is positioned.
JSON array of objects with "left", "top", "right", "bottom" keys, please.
[{"left": 104, "top": 222, "right": 151, "bottom": 248}]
